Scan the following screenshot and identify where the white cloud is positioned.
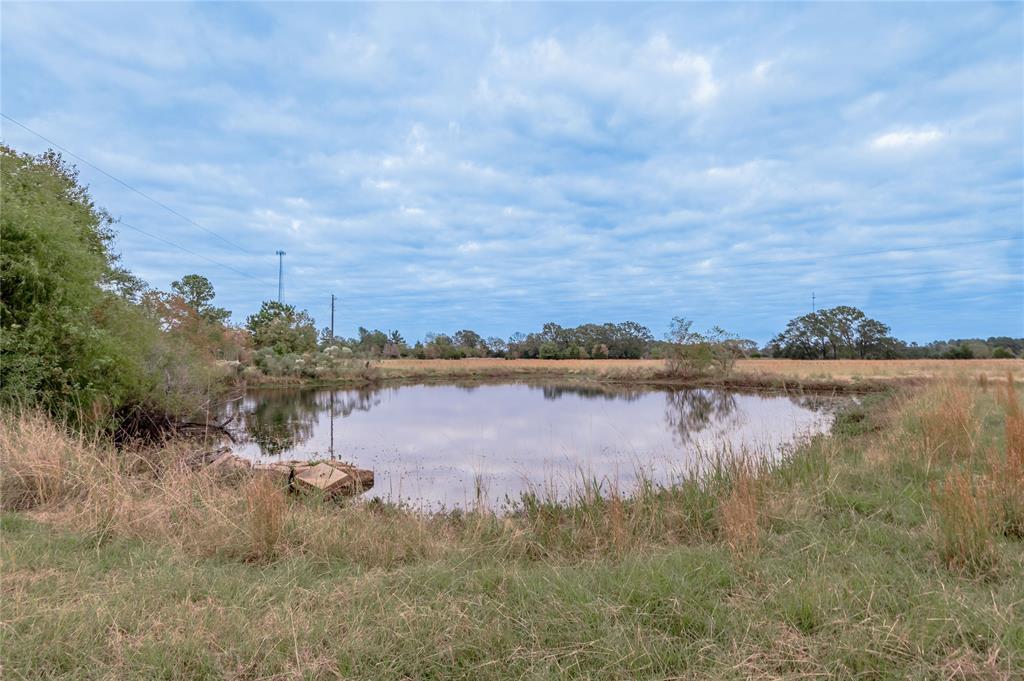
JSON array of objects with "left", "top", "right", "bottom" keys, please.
[{"left": 870, "top": 128, "right": 946, "bottom": 150}]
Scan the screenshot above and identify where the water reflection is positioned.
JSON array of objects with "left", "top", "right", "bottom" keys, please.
[
  {"left": 222, "top": 382, "right": 842, "bottom": 509},
  {"left": 229, "top": 388, "right": 379, "bottom": 458},
  {"left": 664, "top": 389, "right": 738, "bottom": 446}
]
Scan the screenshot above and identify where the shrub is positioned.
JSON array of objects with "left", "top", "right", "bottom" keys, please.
[
  {"left": 539, "top": 342, "right": 561, "bottom": 360},
  {"left": 665, "top": 318, "right": 739, "bottom": 377}
]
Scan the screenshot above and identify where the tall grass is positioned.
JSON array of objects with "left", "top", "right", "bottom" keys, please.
[
  {"left": 930, "top": 468, "right": 999, "bottom": 576},
  {"left": 916, "top": 379, "right": 977, "bottom": 461},
  {"left": 718, "top": 460, "right": 760, "bottom": 557},
  {"left": 989, "top": 372, "right": 1024, "bottom": 538},
  {"left": 245, "top": 474, "right": 287, "bottom": 560}
]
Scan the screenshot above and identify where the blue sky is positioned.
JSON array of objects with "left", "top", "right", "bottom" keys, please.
[{"left": 3, "top": 2, "right": 1022, "bottom": 344}]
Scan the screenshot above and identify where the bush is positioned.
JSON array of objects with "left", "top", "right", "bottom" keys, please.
[
  {"left": 539, "top": 342, "right": 561, "bottom": 360},
  {"left": 992, "top": 347, "right": 1015, "bottom": 359},
  {"left": 944, "top": 344, "right": 975, "bottom": 360},
  {"left": 0, "top": 145, "right": 214, "bottom": 424},
  {"left": 664, "top": 318, "right": 739, "bottom": 378},
  {"left": 245, "top": 301, "right": 317, "bottom": 355}
]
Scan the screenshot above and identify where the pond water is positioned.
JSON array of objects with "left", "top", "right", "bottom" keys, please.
[{"left": 222, "top": 382, "right": 843, "bottom": 510}]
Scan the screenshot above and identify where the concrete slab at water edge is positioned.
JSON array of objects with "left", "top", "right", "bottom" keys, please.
[
  {"left": 293, "top": 462, "right": 354, "bottom": 495},
  {"left": 200, "top": 450, "right": 374, "bottom": 497}
]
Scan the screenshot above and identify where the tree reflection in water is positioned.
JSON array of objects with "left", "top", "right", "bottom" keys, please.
[
  {"left": 663, "top": 389, "right": 738, "bottom": 446},
  {"left": 535, "top": 384, "right": 646, "bottom": 402},
  {"left": 238, "top": 388, "right": 379, "bottom": 457}
]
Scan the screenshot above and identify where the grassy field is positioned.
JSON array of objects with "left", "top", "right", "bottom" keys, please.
[
  {"left": 379, "top": 357, "right": 1023, "bottom": 387},
  {"left": 2, "top": 365, "right": 1023, "bottom": 679}
]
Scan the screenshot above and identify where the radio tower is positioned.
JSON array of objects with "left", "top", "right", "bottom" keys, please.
[{"left": 275, "top": 250, "right": 286, "bottom": 302}]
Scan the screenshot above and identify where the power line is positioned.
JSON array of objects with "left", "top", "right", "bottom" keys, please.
[
  {"left": 117, "top": 219, "right": 275, "bottom": 287},
  {"left": 1, "top": 112, "right": 253, "bottom": 254}
]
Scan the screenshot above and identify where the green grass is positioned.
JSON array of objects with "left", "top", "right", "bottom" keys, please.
[{"left": 2, "top": 386, "right": 1023, "bottom": 679}]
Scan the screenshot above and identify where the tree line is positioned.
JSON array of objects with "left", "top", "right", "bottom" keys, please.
[{"left": 249, "top": 299, "right": 1022, "bottom": 362}]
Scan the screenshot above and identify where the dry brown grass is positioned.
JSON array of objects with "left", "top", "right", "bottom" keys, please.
[
  {"left": 0, "top": 411, "right": 449, "bottom": 566},
  {"left": 0, "top": 413, "right": 78, "bottom": 510},
  {"left": 379, "top": 357, "right": 1023, "bottom": 385},
  {"left": 918, "top": 380, "right": 978, "bottom": 461},
  {"left": 245, "top": 474, "right": 288, "bottom": 560},
  {"left": 930, "top": 468, "right": 999, "bottom": 576},
  {"left": 1001, "top": 371, "right": 1024, "bottom": 460},
  {"left": 718, "top": 461, "right": 760, "bottom": 557},
  {"left": 989, "top": 372, "right": 1024, "bottom": 538}
]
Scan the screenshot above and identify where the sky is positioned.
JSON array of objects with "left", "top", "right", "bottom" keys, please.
[{"left": 2, "top": 2, "right": 1022, "bottom": 344}]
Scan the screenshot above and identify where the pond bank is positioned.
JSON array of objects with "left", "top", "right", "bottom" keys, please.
[
  {"left": 242, "top": 358, "right": 1022, "bottom": 394},
  {"left": 2, "top": 376, "right": 1021, "bottom": 678}
]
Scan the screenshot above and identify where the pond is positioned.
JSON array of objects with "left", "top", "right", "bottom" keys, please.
[{"left": 221, "top": 382, "right": 844, "bottom": 510}]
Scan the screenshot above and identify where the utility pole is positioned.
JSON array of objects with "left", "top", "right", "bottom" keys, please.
[
  {"left": 812, "top": 291, "right": 816, "bottom": 313},
  {"left": 275, "top": 250, "right": 286, "bottom": 302},
  {"left": 330, "top": 294, "right": 336, "bottom": 341}
]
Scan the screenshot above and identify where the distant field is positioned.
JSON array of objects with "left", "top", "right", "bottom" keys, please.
[{"left": 380, "top": 357, "right": 1022, "bottom": 383}]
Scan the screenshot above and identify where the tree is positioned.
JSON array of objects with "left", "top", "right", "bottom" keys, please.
[
  {"left": 770, "top": 306, "right": 895, "bottom": 360},
  {"left": 855, "top": 318, "right": 896, "bottom": 359},
  {"left": 245, "top": 301, "right": 317, "bottom": 355},
  {"left": 453, "top": 329, "right": 484, "bottom": 351},
  {"left": 356, "top": 327, "right": 389, "bottom": 354},
  {"left": 171, "top": 274, "right": 231, "bottom": 325},
  {"left": 616, "top": 321, "right": 655, "bottom": 359},
  {"left": 539, "top": 341, "right": 561, "bottom": 359},
  {"left": 484, "top": 336, "right": 508, "bottom": 357},
  {"left": 0, "top": 144, "right": 212, "bottom": 420}
]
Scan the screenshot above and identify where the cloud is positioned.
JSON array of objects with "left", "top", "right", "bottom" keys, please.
[
  {"left": 2, "top": 1, "right": 1020, "bottom": 342},
  {"left": 870, "top": 128, "right": 946, "bottom": 150}
]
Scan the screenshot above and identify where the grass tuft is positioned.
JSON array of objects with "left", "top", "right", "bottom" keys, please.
[
  {"left": 930, "top": 467, "right": 999, "bottom": 576},
  {"left": 245, "top": 474, "right": 287, "bottom": 561},
  {"left": 989, "top": 371, "right": 1024, "bottom": 538},
  {"left": 718, "top": 460, "right": 760, "bottom": 557},
  {"left": 916, "top": 379, "right": 977, "bottom": 461}
]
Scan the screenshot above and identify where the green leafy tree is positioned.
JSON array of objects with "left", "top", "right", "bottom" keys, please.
[
  {"left": 770, "top": 306, "right": 896, "bottom": 360},
  {"left": 170, "top": 274, "right": 230, "bottom": 325},
  {"left": 855, "top": 318, "right": 897, "bottom": 359},
  {"left": 245, "top": 301, "right": 317, "bottom": 355},
  {"left": 539, "top": 341, "right": 561, "bottom": 360},
  {"left": 453, "top": 329, "right": 483, "bottom": 351},
  {"left": 0, "top": 145, "right": 212, "bottom": 420}
]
